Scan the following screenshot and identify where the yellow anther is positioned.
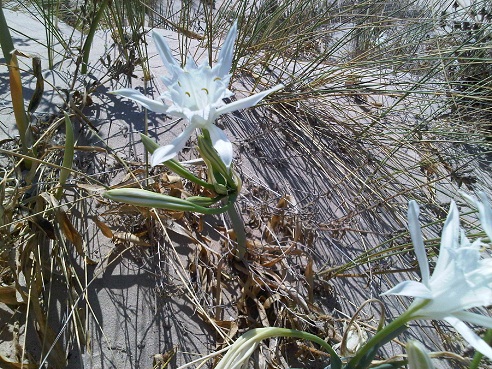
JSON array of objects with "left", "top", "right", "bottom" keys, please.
[
  {"left": 214, "top": 77, "right": 222, "bottom": 81},
  {"left": 201, "top": 88, "right": 209, "bottom": 95},
  {"left": 185, "top": 92, "right": 191, "bottom": 97}
]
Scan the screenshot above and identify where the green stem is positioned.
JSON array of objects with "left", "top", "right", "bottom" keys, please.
[
  {"left": 165, "top": 159, "right": 216, "bottom": 191},
  {"left": 81, "top": 0, "right": 109, "bottom": 74},
  {"left": 103, "top": 188, "right": 233, "bottom": 215},
  {"left": 347, "top": 300, "right": 429, "bottom": 369},
  {"left": 227, "top": 202, "right": 246, "bottom": 259},
  {"left": 140, "top": 133, "right": 216, "bottom": 190},
  {"left": 469, "top": 329, "right": 492, "bottom": 369},
  {"left": 55, "top": 112, "right": 74, "bottom": 199}
]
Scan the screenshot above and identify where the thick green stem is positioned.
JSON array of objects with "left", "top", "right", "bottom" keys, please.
[
  {"left": 469, "top": 329, "right": 492, "bottom": 369},
  {"left": 227, "top": 202, "right": 246, "bottom": 259}
]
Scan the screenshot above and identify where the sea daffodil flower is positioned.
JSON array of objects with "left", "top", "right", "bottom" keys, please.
[
  {"left": 383, "top": 199, "right": 492, "bottom": 360},
  {"left": 112, "top": 21, "right": 283, "bottom": 169}
]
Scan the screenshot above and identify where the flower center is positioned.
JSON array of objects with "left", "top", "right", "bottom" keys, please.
[{"left": 177, "top": 70, "right": 223, "bottom": 112}]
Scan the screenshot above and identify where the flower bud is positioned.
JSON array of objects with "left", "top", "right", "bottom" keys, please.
[
  {"left": 406, "top": 340, "right": 434, "bottom": 369},
  {"left": 103, "top": 188, "right": 230, "bottom": 215}
]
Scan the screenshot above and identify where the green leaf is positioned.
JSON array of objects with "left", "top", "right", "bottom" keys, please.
[
  {"left": 0, "top": 4, "right": 14, "bottom": 66},
  {"left": 56, "top": 112, "right": 74, "bottom": 199},
  {"left": 103, "top": 188, "right": 231, "bottom": 215}
]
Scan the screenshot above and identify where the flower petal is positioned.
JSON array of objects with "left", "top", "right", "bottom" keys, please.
[
  {"left": 185, "top": 54, "right": 198, "bottom": 70},
  {"left": 408, "top": 201, "right": 430, "bottom": 285},
  {"left": 216, "top": 21, "right": 238, "bottom": 78},
  {"left": 150, "top": 123, "right": 196, "bottom": 166},
  {"left": 432, "top": 201, "right": 460, "bottom": 278},
  {"left": 453, "top": 311, "right": 492, "bottom": 329},
  {"left": 448, "top": 281, "right": 492, "bottom": 311},
  {"left": 207, "top": 124, "right": 233, "bottom": 169},
  {"left": 382, "top": 280, "right": 432, "bottom": 299},
  {"left": 477, "top": 192, "right": 492, "bottom": 241},
  {"left": 152, "top": 31, "right": 181, "bottom": 71},
  {"left": 216, "top": 84, "right": 284, "bottom": 116},
  {"left": 445, "top": 316, "right": 492, "bottom": 360},
  {"left": 111, "top": 89, "right": 169, "bottom": 114}
]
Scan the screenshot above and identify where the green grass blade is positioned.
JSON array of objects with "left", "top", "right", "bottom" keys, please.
[
  {"left": 81, "top": 0, "right": 109, "bottom": 74},
  {"left": 56, "top": 112, "right": 75, "bottom": 199},
  {"left": 0, "top": 2, "right": 14, "bottom": 65}
]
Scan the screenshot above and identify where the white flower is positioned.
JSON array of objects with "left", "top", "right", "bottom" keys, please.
[
  {"left": 383, "top": 199, "right": 492, "bottom": 360},
  {"left": 112, "top": 21, "right": 284, "bottom": 168}
]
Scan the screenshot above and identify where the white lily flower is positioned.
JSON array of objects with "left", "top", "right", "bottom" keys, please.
[
  {"left": 112, "top": 21, "right": 284, "bottom": 169},
  {"left": 383, "top": 199, "right": 492, "bottom": 360}
]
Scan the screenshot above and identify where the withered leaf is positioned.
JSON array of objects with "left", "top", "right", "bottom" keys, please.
[
  {"left": 94, "top": 217, "right": 114, "bottom": 238},
  {"left": 0, "top": 285, "right": 23, "bottom": 305},
  {"left": 27, "top": 56, "right": 44, "bottom": 113},
  {"left": 76, "top": 183, "right": 107, "bottom": 193},
  {"left": 0, "top": 355, "right": 37, "bottom": 369},
  {"left": 56, "top": 211, "right": 84, "bottom": 256},
  {"left": 158, "top": 216, "right": 198, "bottom": 243},
  {"left": 113, "top": 232, "right": 151, "bottom": 247},
  {"left": 305, "top": 257, "right": 314, "bottom": 303}
]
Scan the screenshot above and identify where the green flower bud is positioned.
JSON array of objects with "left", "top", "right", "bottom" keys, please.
[
  {"left": 103, "top": 188, "right": 230, "bottom": 215},
  {"left": 407, "top": 340, "right": 434, "bottom": 369}
]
